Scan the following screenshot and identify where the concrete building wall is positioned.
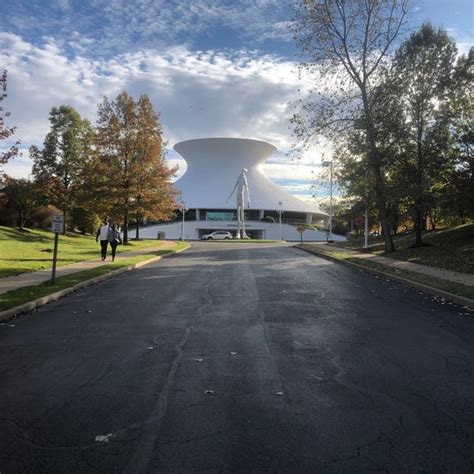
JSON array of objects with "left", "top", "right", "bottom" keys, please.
[{"left": 134, "top": 221, "right": 345, "bottom": 242}]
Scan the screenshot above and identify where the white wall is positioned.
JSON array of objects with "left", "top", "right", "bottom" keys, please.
[{"left": 132, "top": 221, "right": 346, "bottom": 242}]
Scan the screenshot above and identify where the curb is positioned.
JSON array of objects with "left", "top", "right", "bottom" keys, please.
[
  {"left": 0, "top": 244, "right": 191, "bottom": 322},
  {"left": 296, "top": 244, "right": 474, "bottom": 309}
]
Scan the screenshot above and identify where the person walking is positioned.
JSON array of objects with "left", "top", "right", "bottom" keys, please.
[
  {"left": 96, "top": 220, "right": 110, "bottom": 261},
  {"left": 107, "top": 224, "right": 122, "bottom": 262}
]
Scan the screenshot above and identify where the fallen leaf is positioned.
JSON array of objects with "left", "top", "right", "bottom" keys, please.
[{"left": 95, "top": 433, "right": 114, "bottom": 442}]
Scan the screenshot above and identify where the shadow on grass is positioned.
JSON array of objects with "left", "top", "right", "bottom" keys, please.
[{"left": 0, "top": 227, "right": 52, "bottom": 244}]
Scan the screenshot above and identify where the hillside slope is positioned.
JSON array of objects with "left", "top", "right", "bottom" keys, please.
[{"left": 337, "top": 224, "right": 474, "bottom": 274}]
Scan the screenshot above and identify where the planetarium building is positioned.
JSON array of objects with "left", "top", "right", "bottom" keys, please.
[{"left": 139, "top": 138, "right": 341, "bottom": 241}]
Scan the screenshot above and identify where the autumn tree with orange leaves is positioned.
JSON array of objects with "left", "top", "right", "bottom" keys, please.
[
  {"left": 0, "top": 70, "right": 20, "bottom": 179},
  {"left": 95, "top": 91, "right": 179, "bottom": 243}
]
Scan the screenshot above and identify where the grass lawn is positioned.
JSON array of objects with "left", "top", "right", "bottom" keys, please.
[
  {"left": 0, "top": 242, "right": 189, "bottom": 313},
  {"left": 334, "top": 224, "right": 474, "bottom": 274},
  {"left": 0, "top": 226, "right": 171, "bottom": 278}
]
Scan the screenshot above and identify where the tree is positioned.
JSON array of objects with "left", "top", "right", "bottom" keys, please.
[
  {"left": 390, "top": 23, "right": 458, "bottom": 245},
  {"left": 31, "top": 105, "right": 94, "bottom": 233},
  {"left": 2, "top": 177, "right": 46, "bottom": 229},
  {"left": 447, "top": 47, "right": 474, "bottom": 224},
  {"left": 296, "top": 224, "right": 307, "bottom": 244},
  {"left": 292, "top": 0, "right": 410, "bottom": 252},
  {"left": 96, "top": 92, "right": 178, "bottom": 243},
  {"left": 0, "top": 70, "right": 20, "bottom": 178}
]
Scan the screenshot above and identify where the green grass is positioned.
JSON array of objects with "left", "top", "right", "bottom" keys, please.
[
  {"left": 300, "top": 243, "right": 474, "bottom": 301},
  {"left": 334, "top": 224, "right": 474, "bottom": 274},
  {"left": 0, "top": 242, "right": 189, "bottom": 313},
  {"left": 0, "top": 226, "right": 169, "bottom": 278}
]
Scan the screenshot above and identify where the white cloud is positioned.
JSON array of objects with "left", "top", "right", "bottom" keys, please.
[
  {"left": 2, "top": 152, "right": 33, "bottom": 179},
  {"left": 446, "top": 27, "right": 474, "bottom": 55},
  {"left": 1, "top": 0, "right": 294, "bottom": 58},
  {"left": 2, "top": 33, "right": 326, "bottom": 197},
  {"left": 261, "top": 162, "right": 316, "bottom": 181},
  {"left": 1, "top": 33, "right": 309, "bottom": 146}
]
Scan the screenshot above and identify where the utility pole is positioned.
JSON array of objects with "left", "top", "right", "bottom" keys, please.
[{"left": 322, "top": 160, "right": 333, "bottom": 242}]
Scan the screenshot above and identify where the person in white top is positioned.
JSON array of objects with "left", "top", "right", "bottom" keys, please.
[{"left": 96, "top": 220, "right": 111, "bottom": 261}]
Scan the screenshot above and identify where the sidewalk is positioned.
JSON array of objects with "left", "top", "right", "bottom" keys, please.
[{"left": 0, "top": 241, "right": 177, "bottom": 295}]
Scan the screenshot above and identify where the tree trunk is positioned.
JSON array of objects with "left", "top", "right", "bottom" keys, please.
[
  {"left": 62, "top": 210, "right": 67, "bottom": 235},
  {"left": 414, "top": 206, "right": 423, "bottom": 246},
  {"left": 123, "top": 208, "right": 129, "bottom": 244},
  {"left": 361, "top": 90, "right": 395, "bottom": 253},
  {"left": 429, "top": 211, "right": 436, "bottom": 231},
  {"left": 372, "top": 162, "right": 395, "bottom": 253},
  {"left": 19, "top": 211, "right": 26, "bottom": 230},
  {"left": 135, "top": 218, "right": 140, "bottom": 240},
  {"left": 392, "top": 212, "right": 399, "bottom": 235},
  {"left": 414, "top": 113, "right": 424, "bottom": 246}
]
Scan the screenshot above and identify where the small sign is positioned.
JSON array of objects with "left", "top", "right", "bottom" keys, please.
[{"left": 51, "top": 215, "right": 64, "bottom": 234}]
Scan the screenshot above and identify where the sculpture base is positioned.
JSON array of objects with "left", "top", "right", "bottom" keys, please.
[{"left": 235, "top": 229, "right": 250, "bottom": 239}]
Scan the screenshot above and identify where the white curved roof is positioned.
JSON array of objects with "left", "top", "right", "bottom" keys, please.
[{"left": 173, "top": 138, "right": 326, "bottom": 216}]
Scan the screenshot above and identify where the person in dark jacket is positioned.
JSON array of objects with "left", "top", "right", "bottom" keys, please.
[{"left": 107, "top": 224, "right": 122, "bottom": 262}]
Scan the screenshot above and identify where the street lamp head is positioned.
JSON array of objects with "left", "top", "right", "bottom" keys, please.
[{"left": 321, "top": 161, "right": 332, "bottom": 167}]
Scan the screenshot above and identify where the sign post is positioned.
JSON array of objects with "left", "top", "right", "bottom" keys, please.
[{"left": 51, "top": 215, "right": 64, "bottom": 283}]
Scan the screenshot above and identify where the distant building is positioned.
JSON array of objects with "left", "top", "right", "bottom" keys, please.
[{"left": 138, "top": 137, "right": 343, "bottom": 241}]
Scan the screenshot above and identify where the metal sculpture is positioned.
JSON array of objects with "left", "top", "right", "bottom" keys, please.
[{"left": 226, "top": 168, "right": 250, "bottom": 239}]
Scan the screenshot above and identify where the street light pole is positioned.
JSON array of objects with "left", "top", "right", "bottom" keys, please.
[
  {"left": 278, "top": 201, "right": 283, "bottom": 240},
  {"left": 322, "top": 160, "right": 333, "bottom": 242},
  {"left": 180, "top": 201, "right": 188, "bottom": 241}
]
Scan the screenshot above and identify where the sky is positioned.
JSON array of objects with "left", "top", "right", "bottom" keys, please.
[{"left": 1, "top": 0, "right": 473, "bottom": 203}]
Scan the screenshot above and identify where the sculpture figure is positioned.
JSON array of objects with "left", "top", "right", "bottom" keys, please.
[{"left": 226, "top": 168, "right": 250, "bottom": 239}]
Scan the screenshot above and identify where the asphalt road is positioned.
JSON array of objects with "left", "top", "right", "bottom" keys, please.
[{"left": 1, "top": 242, "right": 473, "bottom": 473}]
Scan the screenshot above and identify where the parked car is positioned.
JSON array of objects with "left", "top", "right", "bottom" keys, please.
[{"left": 201, "top": 231, "right": 233, "bottom": 240}]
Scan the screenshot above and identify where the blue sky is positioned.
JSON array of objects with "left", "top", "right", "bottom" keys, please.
[{"left": 1, "top": 0, "right": 473, "bottom": 202}]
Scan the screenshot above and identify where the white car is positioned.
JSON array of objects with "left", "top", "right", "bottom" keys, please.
[{"left": 201, "top": 231, "right": 233, "bottom": 240}]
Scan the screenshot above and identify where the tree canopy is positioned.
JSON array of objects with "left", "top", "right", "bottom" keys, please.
[{"left": 95, "top": 91, "right": 179, "bottom": 242}]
